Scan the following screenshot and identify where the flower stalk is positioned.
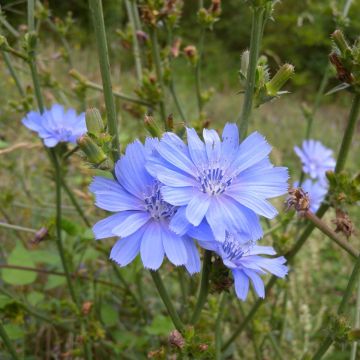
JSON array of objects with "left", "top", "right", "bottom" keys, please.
[
  {"left": 238, "top": 6, "right": 265, "bottom": 138},
  {"left": 89, "top": 0, "right": 120, "bottom": 160}
]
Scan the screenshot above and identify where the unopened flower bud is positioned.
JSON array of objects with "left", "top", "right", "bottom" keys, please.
[
  {"left": 144, "top": 114, "right": 162, "bottom": 137},
  {"left": 210, "top": 0, "right": 222, "bottom": 16},
  {"left": 86, "top": 108, "right": 104, "bottom": 135},
  {"left": 136, "top": 30, "right": 149, "bottom": 43},
  {"left": 24, "top": 32, "right": 37, "bottom": 54},
  {"left": 0, "top": 35, "right": 9, "bottom": 50},
  {"left": 82, "top": 301, "right": 93, "bottom": 316},
  {"left": 240, "top": 50, "right": 249, "bottom": 78},
  {"left": 184, "top": 45, "right": 198, "bottom": 65},
  {"left": 266, "top": 64, "right": 294, "bottom": 97},
  {"left": 331, "top": 30, "right": 351, "bottom": 55},
  {"left": 31, "top": 227, "right": 49, "bottom": 245},
  {"left": 77, "top": 135, "right": 107, "bottom": 165},
  {"left": 171, "top": 38, "right": 182, "bottom": 58},
  {"left": 168, "top": 330, "right": 185, "bottom": 349}
]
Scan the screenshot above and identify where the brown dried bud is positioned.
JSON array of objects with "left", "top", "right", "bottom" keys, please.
[
  {"left": 286, "top": 188, "right": 310, "bottom": 213},
  {"left": 332, "top": 209, "right": 355, "bottom": 239},
  {"left": 329, "top": 52, "right": 354, "bottom": 84},
  {"left": 136, "top": 30, "right": 149, "bottom": 43},
  {"left": 184, "top": 45, "right": 197, "bottom": 59},
  {"left": 168, "top": 330, "right": 185, "bottom": 349},
  {"left": 199, "top": 344, "right": 209, "bottom": 351},
  {"left": 82, "top": 301, "right": 93, "bottom": 315},
  {"left": 210, "top": 0, "right": 222, "bottom": 16},
  {"left": 31, "top": 227, "right": 49, "bottom": 245},
  {"left": 171, "top": 38, "right": 182, "bottom": 58}
]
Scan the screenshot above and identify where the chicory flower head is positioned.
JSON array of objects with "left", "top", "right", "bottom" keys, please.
[
  {"left": 294, "top": 179, "right": 327, "bottom": 213},
  {"left": 22, "top": 104, "right": 86, "bottom": 147},
  {"left": 294, "top": 140, "right": 335, "bottom": 183},
  {"left": 146, "top": 124, "right": 288, "bottom": 242},
  {"left": 199, "top": 233, "right": 288, "bottom": 301},
  {"left": 90, "top": 139, "right": 202, "bottom": 274}
]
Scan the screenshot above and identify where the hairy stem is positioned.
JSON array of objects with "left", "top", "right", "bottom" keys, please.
[
  {"left": 195, "top": 27, "right": 205, "bottom": 117},
  {"left": 150, "top": 271, "right": 184, "bottom": 332},
  {"left": 350, "top": 276, "right": 360, "bottom": 360},
  {"left": 149, "top": 26, "right": 167, "bottom": 128},
  {"left": 191, "top": 250, "right": 212, "bottom": 324},
  {"left": 89, "top": 0, "right": 120, "bottom": 160},
  {"left": 238, "top": 6, "right": 265, "bottom": 138}
]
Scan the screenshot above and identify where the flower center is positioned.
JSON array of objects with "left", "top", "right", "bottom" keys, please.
[
  {"left": 144, "top": 183, "right": 177, "bottom": 221},
  {"left": 221, "top": 233, "right": 255, "bottom": 261},
  {"left": 55, "top": 128, "right": 73, "bottom": 140},
  {"left": 198, "top": 167, "right": 232, "bottom": 196}
]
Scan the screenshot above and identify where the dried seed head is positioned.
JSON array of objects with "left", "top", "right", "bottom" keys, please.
[
  {"left": 332, "top": 209, "right": 355, "bottom": 239},
  {"left": 82, "top": 301, "right": 93, "bottom": 315},
  {"left": 31, "top": 227, "right": 48, "bottom": 245},
  {"left": 286, "top": 187, "right": 310, "bottom": 213},
  {"left": 168, "top": 330, "right": 185, "bottom": 349}
]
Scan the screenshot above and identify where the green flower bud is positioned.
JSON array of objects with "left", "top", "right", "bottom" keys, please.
[
  {"left": 144, "top": 114, "right": 162, "bottom": 137},
  {"left": 77, "top": 135, "right": 107, "bottom": 165},
  {"left": 24, "top": 32, "right": 37, "bottom": 54},
  {"left": 240, "top": 50, "right": 249, "bottom": 80},
  {"left": 332, "top": 30, "right": 351, "bottom": 56},
  {"left": 266, "top": 63, "right": 294, "bottom": 97},
  {"left": 0, "top": 35, "right": 9, "bottom": 50},
  {"left": 86, "top": 108, "right": 104, "bottom": 135}
]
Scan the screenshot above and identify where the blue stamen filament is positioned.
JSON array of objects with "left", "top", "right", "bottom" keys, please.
[{"left": 198, "top": 167, "right": 232, "bottom": 195}]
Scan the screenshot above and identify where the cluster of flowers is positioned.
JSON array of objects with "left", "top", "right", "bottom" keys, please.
[
  {"left": 23, "top": 104, "right": 289, "bottom": 301},
  {"left": 294, "top": 140, "right": 335, "bottom": 212}
]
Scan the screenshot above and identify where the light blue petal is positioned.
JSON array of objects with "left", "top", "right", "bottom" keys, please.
[
  {"left": 183, "top": 237, "right": 201, "bottom": 274},
  {"left": 186, "top": 127, "right": 207, "bottom": 166},
  {"left": 140, "top": 222, "right": 164, "bottom": 270},
  {"left": 90, "top": 177, "right": 145, "bottom": 211},
  {"left": 225, "top": 190, "right": 278, "bottom": 219},
  {"left": 158, "top": 132, "right": 197, "bottom": 175},
  {"left": 232, "top": 269, "right": 250, "bottom": 301},
  {"left": 243, "top": 269, "right": 265, "bottom": 298},
  {"left": 93, "top": 212, "right": 130, "bottom": 240},
  {"left": 112, "top": 211, "right": 151, "bottom": 238},
  {"left": 221, "top": 123, "right": 239, "bottom": 167},
  {"left": 115, "top": 140, "right": 153, "bottom": 198},
  {"left": 161, "top": 186, "right": 197, "bottom": 205},
  {"left": 110, "top": 228, "right": 144, "bottom": 267},
  {"left": 169, "top": 207, "right": 192, "bottom": 236},
  {"left": 248, "top": 246, "right": 276, "bottom": 256},
  {"left": 22, "top": 111, "right": 43, "bottom": 132},
  {"left": 254, "top": 256, "right": 288, "bottom": 278},
  {"left": 205, "top": 198, "right": 226, "bottom": 242},
  {"left": 227, "top": 132, "right": 272, "bottom": 177},
  {"left": 43, "top": 137, "right": 59, "bottom": 147},
  {"left": 162, "top": 227, "right": 188, "bottom": 266},
  {"left": 185, "top": 192, "right": 211, "bottom": 226},
  {"left": 197, "top": 240, "right": 219, "bottom": 252},
  {"left": 187, "top": 220, "right": 215, "bottom": 241},
  {"left": 146, "top": 160, "right": 197, "bottom": 187},
  {"left": 203, "top": 128, "right": 221, "bottom": 163}
]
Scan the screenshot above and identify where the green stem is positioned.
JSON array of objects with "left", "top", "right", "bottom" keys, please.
[
  {"left": 52, "top": 150, "right": 79, "bottom": 306},
  {"left": 304, "top": 211, "right": 358, "bottom": 258},
  {"left": 312, "top": 254, "right": 360, "bottom": 359},
  {"left": 0, "top": 320, "right": 20, "bottom": 360},
  {"left": 215, "top": 293, "right": 227, "bottom": 360},
  {"left": 2, "top": 52, "right": 25, "bottom": 96},
  {"left": 238, "top": 6, "right": 265, "bottom": 138},
  {"left": 335, "top": 94, "right": 360, "bottom": 173},
  {"left": 350, "top": 275, "right": 360, "bottom": 360},
  {"left": 27, "top": 0, "right": 35, "bottom": 32},
  {"left": 150, "top": 271, "right": 184, "bottom": 332},
  {"left": 0, "top": 221, "right": 37, "bottom": 233},
  {"left": 89, "top": 0, "right": 120, "bottom": 160},
  {"left": 149, "top": 26, "right": 167, "bottom": 128},
  {"left": 191, "top": 250, "right": 212, "bottom": 324},
  {"left": 170, "top": 81, "right": 187, "bottom": 124},
  {"left": 195, "top": 27, "right": 205, "bottom": 117},
  {"left": 125, "top": 0, "right": 143, "bottom": 84},
  {"left": 61, "top": 178, "right": 91, "bottom": 227}
]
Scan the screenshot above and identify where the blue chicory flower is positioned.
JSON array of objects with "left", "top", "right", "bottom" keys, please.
[
  {"left": 294, "top": 179, "right": 328, "bottom": 213},
  {"left": 146, "top": 124, "right": 289, "bottom": 242},
  {"left": 294, "top": 140, "right": 335, "bottom": 183},
  {"left": 22, "top": 104, "right": 86, "bottom": 147},
  {"left": 199, "top": 232, "right": 288, "bottom": 300},
  {"left": 90, "top": 139, "right": 203, "bottom": 274}
]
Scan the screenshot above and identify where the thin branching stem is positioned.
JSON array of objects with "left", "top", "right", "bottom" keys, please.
[
  {"left": 215, "top": 292, "right": 227, "bottom": 360},
  {"left": 150, "top": 271, "right": 184, "bottom": 332},
  {"left": 89, "top": 0, "right": 120, "bottom": 160},
  {"left": 2, "top": 51, "right": 25, "bottom": 96},
  {"left": 191, "top": 250, "right": 212, "bottom": 324},
  {"left": 238, "top": 6, "right": 265, "bottom": 138},
  {"left": 195, "top": 26, "right": 205, "bottom": 117}
]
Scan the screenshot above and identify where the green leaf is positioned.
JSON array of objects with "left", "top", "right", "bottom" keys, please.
[
  {"left": 0, "top": 295, "right": 13, "bottom": 309},
  {"left": 44, "top": 275, "right": 66, "bottom": 290},
  {"left": 2, "top": 243, "right": 37, "bottom": 285},
  {"left": 27, "top": 291, "right": 44, "bottom": 306},
  {"left": 101, "top": 304, "right": 119, "bottom": 327},
  {"left": 3, "top": 324, "right": 24, "bottom": 340},
  {"left": 31, "top": 250, "right": 60, "bottom": 266},
  {"left": 145, "top": 315, "right": 173, "bottom": 336}
]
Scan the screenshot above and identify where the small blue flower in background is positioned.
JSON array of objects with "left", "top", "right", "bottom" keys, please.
[
  {"left": 22, "top": 104, "right": 86, "bottom": 147},
  {"left": 146, "top": 123, "right": 288, "bottom": 242},
  {"left": 294, "top": 140, "right": 335, "bottom": 183},
  {"left": 199, "top": 232, "right": 288, "bottom": 300},
  {"left": 294, "top": 179, "right": 328, "bottom": 213},
  {"left": 90, "top": 139, "right": 203, "bottom": 274}
]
